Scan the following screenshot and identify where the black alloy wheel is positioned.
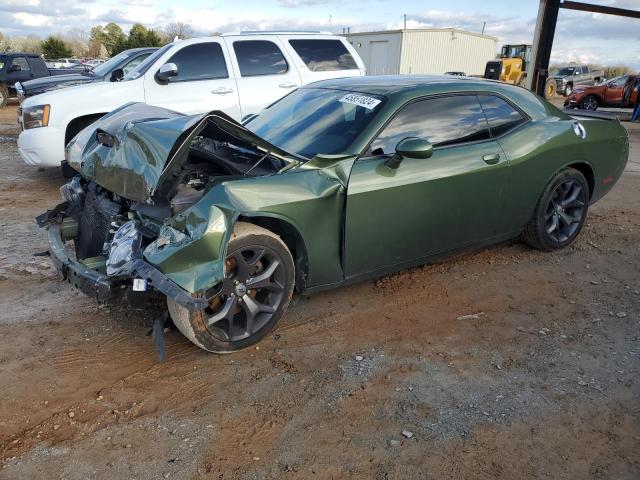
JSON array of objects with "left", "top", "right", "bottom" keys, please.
[
  {"left": 168, "top": 222, "right": 295, "bottom": 353},
  {"left": 544, "top": 179, "right": 587, "bottom": 244},
  {"left": 580, "top": 95, "right": 599, "bottom": 111},
  {"left": 522, "top": 168, "right": 590, "bottom": 251},
  {"left": 204, "top": 244, "right": 286, "bottom": 342}
]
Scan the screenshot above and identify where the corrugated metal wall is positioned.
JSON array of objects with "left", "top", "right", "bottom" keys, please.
[
  {"left": 400, "top": 29, "right": 497, "bottom": 76},
  {"left": 345, "top": 32, "right": 403, "bottom": 75},
  {"left": 347, "top": 29, "right": 497, "bottom": 77}
]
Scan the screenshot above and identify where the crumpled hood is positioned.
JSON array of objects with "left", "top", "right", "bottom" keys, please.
[{"left": 66, "top": 102, "right": 301, "bottom": 203}]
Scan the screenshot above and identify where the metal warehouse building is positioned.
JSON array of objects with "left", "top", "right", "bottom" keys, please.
[{"left": 346, "top": 28, "right": 498, "bottom": 76}]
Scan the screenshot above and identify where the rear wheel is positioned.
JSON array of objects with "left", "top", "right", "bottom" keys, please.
[
  {"left": 0, "top": 85, "right": 8, "bottom": 109},
  {"left": 169, "top": 222, "right": 295, "bottom": 353},
  {"left": 580, "top": 95, "right": 599, "bottom": 111},
  {"left": 522, "top": 168, "right": 589, "bottom": 251}
]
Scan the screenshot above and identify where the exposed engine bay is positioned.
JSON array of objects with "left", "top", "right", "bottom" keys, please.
[{"left": 53, "top": 118, "right": 287, "bottom": 270}]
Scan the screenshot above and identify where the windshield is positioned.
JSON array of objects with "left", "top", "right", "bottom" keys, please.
[
  {"left": 91, "top": 51, "right": 131, "bottom": 77},
  {"left": 556, "top": 67, "right": 576, "bottom": 76},
  {"left": 123, "top": 44, "right": 172, "bottom": 80},
  {"left": 245, "top": 88, "right": 385, "bottom": 159}
]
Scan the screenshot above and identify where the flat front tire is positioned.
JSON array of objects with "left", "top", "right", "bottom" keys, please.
[
  {"left": 522, "top": 168, "right": 589, "bottom": 251},
  {"left": 168, "top": 222, "right": 295, "bottom": 353}
]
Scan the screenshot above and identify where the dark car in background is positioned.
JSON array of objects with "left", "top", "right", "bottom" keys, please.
[
  {"left": 15, "top": 48, "right": 157, "bottom": 100},
  {"left": 0, "top": 53, "right": 83, "bottom": 107}
]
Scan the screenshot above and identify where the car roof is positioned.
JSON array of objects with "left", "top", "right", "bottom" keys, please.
[
  {"left": 302, "top": 75, "right": 564, "bottom": 121},
  {"left": 2, "top": 53, "right": 42, "bottom": 58},
  {"left": 303, "top": 75, "right": 513, "bottom": 95},
  {"left": 121, "top": 47, "right": 159, "bottom": 55}
]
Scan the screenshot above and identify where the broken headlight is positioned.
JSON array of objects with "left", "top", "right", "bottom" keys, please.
[
  {"left": 59, "top": 175, "right": 85, "bottom": 203},
  {"left": 106, "top": 221, "right": 142, "bottom": 277},
  {"left": 22, "top": 104, "right": 50, "bottom": 129}
]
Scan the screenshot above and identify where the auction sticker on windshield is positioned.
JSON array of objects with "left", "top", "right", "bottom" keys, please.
[{"left": 339, "top": 93, "right": 381, "bottom": 110}]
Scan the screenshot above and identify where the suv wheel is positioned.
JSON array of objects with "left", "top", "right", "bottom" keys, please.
[
  {"left": 580, "top": 95, "right": 599, "bottom": 111},
  {"left": 168, "top": 222, "right": 295, "bottom": 353}
]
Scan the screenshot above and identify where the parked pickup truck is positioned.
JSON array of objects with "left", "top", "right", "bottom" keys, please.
[
  {"left": 549, "top": 65, "right": 604, "bottom": 97},
  {"left": 17, "top": 32, "right": 366, "bottom": 169},
  {"left": 16, "top": 48, "right": 157, "bottom": 100},
  {"left": 0, "top": 53, "right": 83, "bottom": 108}
]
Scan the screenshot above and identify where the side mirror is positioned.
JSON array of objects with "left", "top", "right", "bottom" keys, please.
[
  {"left": 10, "top": 64, "right": 21, "bottom": 72},
  {"left": 110, "top": 68, "right": 124, "bottom": 82},
  {"left": 386, "top": 137, "right": 433, "bottom": 169},
  {"left": 155, "top": 63, "right": 178, "bottom": 84}
]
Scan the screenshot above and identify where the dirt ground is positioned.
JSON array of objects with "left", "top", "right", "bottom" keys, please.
[{"left": 0, "top": 102, "right": 639, "bottom": 480}]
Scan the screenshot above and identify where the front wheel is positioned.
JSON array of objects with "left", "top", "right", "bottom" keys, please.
[
  {"left": 580, "top": 95, "right": 599, "bottom": 111},
  {"left": 169, "top": 222, "right": 295, "bottom": 353},
  {"left": 522, "top": 168, "right": 589, "bottom": 251}
]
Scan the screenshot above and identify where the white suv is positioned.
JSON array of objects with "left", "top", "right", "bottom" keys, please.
[{"left": 18, "top": 32, "right": 366, "bottom": 168}]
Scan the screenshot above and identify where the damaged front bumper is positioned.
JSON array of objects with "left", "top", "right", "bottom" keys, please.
[{"left": 44, "top": 212, "right": 208, "bottom": 312}]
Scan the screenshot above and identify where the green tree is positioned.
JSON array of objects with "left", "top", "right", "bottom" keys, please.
[
  {"left": 111, "top": 24, "right": 162, "bottom": 55},
  {"left": 90, "top": 23, "right": 126, "bottom": 56},
  {"left": 41, "top": 36, "right": 73, "bottom": 59}
]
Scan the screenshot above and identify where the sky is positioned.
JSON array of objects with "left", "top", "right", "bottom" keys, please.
[{"left": 0, "top": 0, "right": 639, "bottom": 68}]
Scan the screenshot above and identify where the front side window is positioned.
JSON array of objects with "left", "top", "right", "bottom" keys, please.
[
  {"left": 233, "top": 41, "right": 288, "bottom": 76},
  {"left": 246, "top": 88, "right": 384, "bottom": 158},
  {"left": 370, "top": 96, "right": 490, "bottom": 155},
  {"left": 478, "top": 95, "right": 526, "bottom": 137},
  {"left": 609, "top": 76, "right": 628, "bottom": 88},
  {"left": 123, "top": 44, "right": 172, "bottom": 80},
  {"left": 122, "top": 54, "right": 150, "bottom": 75},
  {"left": 289, "top": 39, "right": 358, "bottom": 72},
  {"left": 12, "top": 57, "right": 30, "bottom": 71},
  {"left": 165, "top": 43, "right": 228, "bottom": 82}
]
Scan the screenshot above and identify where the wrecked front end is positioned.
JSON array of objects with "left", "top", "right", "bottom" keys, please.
[{"left": 38, "top": 102, "right": 302, "bottom": 311}]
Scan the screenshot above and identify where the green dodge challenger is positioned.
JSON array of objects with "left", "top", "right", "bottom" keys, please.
[{"left": 38, "top": 76, "right": 629, "bottom": 353}]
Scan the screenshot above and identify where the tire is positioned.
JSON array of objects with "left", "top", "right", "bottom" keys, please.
[
  {"left": 580, "top": 95, "right": 599, "bottom": 111},
  {"left": 0, "top": 85, "right": 8, "bottom": 109},
  {"left": 564, "top": 83, "right": 573, "bottom": 97},
  {"left": 168, "top": 222, "right": 295, "bottom": 353},
  {"left": 522, "top": 168, "right": 589, "bottom": 251},
  {"left": 544, "top": 79, "right": 557, "bottom": 99}
]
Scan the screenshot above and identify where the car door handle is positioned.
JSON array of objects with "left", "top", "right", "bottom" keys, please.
[
  {"left": 482, "top": 153, "right": 500, "bottom": 165},
  {"left": 211, "top": 87, "right": 233, "bottom": 94},
  {"left": 279, "top": 82, "right": 298, "bottom": 89}
]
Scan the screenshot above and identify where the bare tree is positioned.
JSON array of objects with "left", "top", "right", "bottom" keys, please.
[{"left": 164, "top": 22, "right": 195, "bottom": 41}]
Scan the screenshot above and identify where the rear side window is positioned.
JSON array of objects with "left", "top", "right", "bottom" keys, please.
[
  {"left": 233, "top": 41, "right": 288, "bottom": 76},
  {"left": 289, "top": 39, "right": 358, "bottom": 72},
  {"left": 12, "top": 57, "right": 30, "bottom": 71},
  {"left": 166, "top": 43, "right": 228, "bottom": 82},
  {"left": 370, "top": 95, "right": 490, "bottom": 155},
  {"left": 478, "top": 95, "right": 526, "bottom": 137}
]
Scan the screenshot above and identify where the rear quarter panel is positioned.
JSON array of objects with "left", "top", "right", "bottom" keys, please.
[{"left": 497, "top": 116, "right": 628, "bottom": 231}]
